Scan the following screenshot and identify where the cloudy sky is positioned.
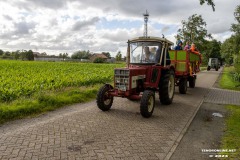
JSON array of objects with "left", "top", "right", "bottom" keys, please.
[{"left": 0, "top": 0, "right": 239, "bottom": 56}]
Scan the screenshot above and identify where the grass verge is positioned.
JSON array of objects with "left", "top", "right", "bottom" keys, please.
[
  {"left": 200, "top": 66, "right": 207, "bottom": 71},
  {"left": 0, "top": 84, "right": 102, "bottom": 124},
  {"left": 219, "top": 66, "right": 240, "bottom": 159},
  {"left": 220, "top": 105, "right": 240, "bottom": 159},
  {"left": 220, "top": 66, "right": 240, "bottom": 90}
]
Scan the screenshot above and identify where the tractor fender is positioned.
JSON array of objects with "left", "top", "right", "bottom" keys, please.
[
  {"left": 161, "top": 66, "right": 175, "bottom": 75},
  {"left": 103, "top": 83, "right": 114, "bottom": 90},
  {"left": 169, "top": 66, "right": 175, "bottom": 73}
]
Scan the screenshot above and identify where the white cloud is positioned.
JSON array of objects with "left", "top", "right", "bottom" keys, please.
[{"left": 0, "top": 0, "right": 239, "bottom": 55}]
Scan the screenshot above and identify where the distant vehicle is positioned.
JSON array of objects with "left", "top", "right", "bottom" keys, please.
[{"left": 207, "top": 58, "right": 219, "bottom": 71}]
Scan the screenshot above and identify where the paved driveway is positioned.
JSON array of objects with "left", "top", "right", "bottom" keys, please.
[{"left": 0, "top": 69, "right": 221, "bottom": 160}]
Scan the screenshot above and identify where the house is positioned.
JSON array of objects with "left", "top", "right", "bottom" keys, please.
[
  {"left": 90, "top": 53, "right": 108, "bottom": 62},
  {"left": 33, "top": 52, "right": 41, "bottom": 56},
  {"left": 107, "top": 57, "right": 116, "bottom": 63}
]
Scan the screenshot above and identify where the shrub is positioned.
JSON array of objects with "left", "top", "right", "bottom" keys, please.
[{"left": 93, "top": 57, "right": 105, "bottom": 63}]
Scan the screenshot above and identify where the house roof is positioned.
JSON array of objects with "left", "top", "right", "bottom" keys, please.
[{"left": 91, "top": 53, "right": 108, "bottom": 59}]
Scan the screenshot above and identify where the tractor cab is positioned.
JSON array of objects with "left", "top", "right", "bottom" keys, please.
[{"left": 128, "top": 37, "right": 174, "bottom": 66}]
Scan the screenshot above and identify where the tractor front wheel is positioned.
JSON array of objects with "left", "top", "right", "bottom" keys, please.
[
  {"left": 179, "top": 78, "right": 187, "bottom": 94},
  {"left": 96, "top": 84, "right": 113, "bottom": 111},
  {"left": 140, "top": 90, "right": 155, "bottom": 118}
]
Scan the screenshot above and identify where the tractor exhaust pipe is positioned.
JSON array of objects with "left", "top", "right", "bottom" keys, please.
[{"left": 127, "top": 40, "right": 130, "bottom": 67}]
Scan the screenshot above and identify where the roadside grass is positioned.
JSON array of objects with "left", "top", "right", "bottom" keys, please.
[
  {"left": 220, "top": 105, "right": 240, "bottom": 159},
  {"left": 220, "top": 66, "right": 240, "bottom": 90},
  {"left": 200, "top": 66, "right": 207, "bottom": 71},
  {"left": 0, "top": 84, "right": 102, "bottom": 124},
  {"left": 219, "top": 66, "right": 240, "bottom": 159}
]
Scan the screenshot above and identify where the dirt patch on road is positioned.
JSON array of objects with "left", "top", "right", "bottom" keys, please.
[{"left": 170, "top": 102, "right": 228, "bottom": 160}]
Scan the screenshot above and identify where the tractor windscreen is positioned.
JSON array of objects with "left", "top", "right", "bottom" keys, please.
[{"left": 130, "top": 41, "right": 162, "bottom": 64}]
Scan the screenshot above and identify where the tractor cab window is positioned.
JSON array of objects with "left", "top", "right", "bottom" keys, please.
[{"left": 130, "top": 42, "right": 162, "bottom": 64}]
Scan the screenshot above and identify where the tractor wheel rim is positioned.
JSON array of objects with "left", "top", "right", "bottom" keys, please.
[
  {"left": 148, "top": 96, "right": 154, "bottom": 112},
  {"left": 168, "top": 75, "right": 174, "bottom": 98},
  {"left": 104, "top": 92, "right": 111, "bottom": 105}
]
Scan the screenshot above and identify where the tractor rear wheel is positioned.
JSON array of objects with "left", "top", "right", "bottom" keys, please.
[
  {"left": 96, "top": 84, "right": 113, "bottom": 111},
  {"left": 179, "top": 78, "right": 187, "bottom": 94},
  {"left": 189, "top": 76, "right": 196, "bottom": 88},
  {"left": 159, "top": 70, "right": 175, "bottom": 105},
  {"left": 140, "top": 90, "right": 155, "bottom": 118}
]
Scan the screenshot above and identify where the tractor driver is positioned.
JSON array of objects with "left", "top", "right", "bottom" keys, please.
[{"left": 144, "top": 46, "right": 155, "bottom": 62}]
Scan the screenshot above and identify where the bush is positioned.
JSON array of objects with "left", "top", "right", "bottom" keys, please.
[{"left": 93, "top": 57, "right": 105, "bottom": 63}]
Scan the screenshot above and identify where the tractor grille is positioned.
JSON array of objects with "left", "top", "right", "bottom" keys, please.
[{"left": 114, "top": 69, "right": 129, "bottom": 91}]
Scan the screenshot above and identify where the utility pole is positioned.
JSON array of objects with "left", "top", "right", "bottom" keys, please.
[{"left": 143, "top": 10, "right": 149, "bottom": 37}]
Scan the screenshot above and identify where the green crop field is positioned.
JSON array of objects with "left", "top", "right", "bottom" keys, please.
[
  {"left": 0, "top": 60, "right": 125, "bottom": 123},
  {"left": 0, "top": 60, "right": 124, "bottom": 102}
]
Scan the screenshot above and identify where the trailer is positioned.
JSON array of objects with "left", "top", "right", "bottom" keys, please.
[{"left": 169, "top": 50, "right": 202, "bottom": 94}]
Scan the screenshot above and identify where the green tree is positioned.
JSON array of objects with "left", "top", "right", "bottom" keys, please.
[
  {"left": 0, "top": 49, "right": 4, "bottom": 56},
  {"left": 221, "top": 36, "right": 236, "bottom": 65},
  {"left": 116, "top": 51, "right": 122, "bottom": 61},
  {"left": 177, "top": 14, "right": 212, "bottom": 52},
  {"left": 71, "top": 50, "right": 91, "bottom": 59},
  {"left": 20, "top": 50, "right": 34, "bottom": 61},
  {"left": 20, "top": 50, "right": 27, "bottom": 60},
  {"left": 102, "top": 52, "right": 111, "bottom": 58},
  {"left": 5, "top": 51, "right": 11, "bottom": 56},
  {"left": 231, "top": 5, "right": 240, "bottom": 59},
  {"left": 63, "top": 53, "right": 68, "bottom": 60},
  {"left": 231, "top": 5, "right": 240, "bottom": 34},
  {"left": 207, "top": 40, "right": 221, "bottom": 58},
  {"left": 59, "top": 53, "right": 68, "bottom": 60},
  {"left": 93, "top": 57, "right": 105, "bottom": 63},
  {"left": 12, "top": 50, "right": 20, "bottom": 60},
  {"left": 26, "top": 50, "right": 34, "bottom": 61},
  {"left": 202, "top": 39, "right": 222, "bottom": 65},
  {"left": 199, "top": 0, "right": 215, "bottom": 11},
  {"left": 59, "top": 53, "right": 62, "bottom": 59}
]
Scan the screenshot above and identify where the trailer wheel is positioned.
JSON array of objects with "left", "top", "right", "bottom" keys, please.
[
  {"left": 179, "top": 78, "right": 187, "bottom": 94},
  {"left": 140, "top": 90, "right": 155, "bottom": 118},
  {"left": 96, "top": 84, "right": 113, "bottom": 111},
  {"left": 159, "top": 70, "right": 175, "bottom": 105},
  {"left": 207, "top": 66, "right": 210, "bottom": 71},
  {"left": 189, "top": 76, "right": 196, "bottom": 88}
]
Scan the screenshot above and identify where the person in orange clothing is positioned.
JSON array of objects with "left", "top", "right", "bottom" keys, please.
[{"left": 190, "top": 43, "right": 200, "bottom": 55}]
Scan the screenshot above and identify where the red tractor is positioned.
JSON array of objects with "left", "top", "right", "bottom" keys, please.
[{"left": 96, "top": 36, "right": 175, "bottom": 118}]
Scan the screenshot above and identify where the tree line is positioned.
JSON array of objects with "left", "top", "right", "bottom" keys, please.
[
  {"left": 0, "top": 50, "right": 34, "bottom": 61},
  {"left": 0, "top": 49, "right": 124, "bottom": 62}
]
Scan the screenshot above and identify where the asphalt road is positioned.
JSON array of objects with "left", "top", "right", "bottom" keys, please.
[{"left": 0, "top": 68, "right": 222, "bottom": 160}]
